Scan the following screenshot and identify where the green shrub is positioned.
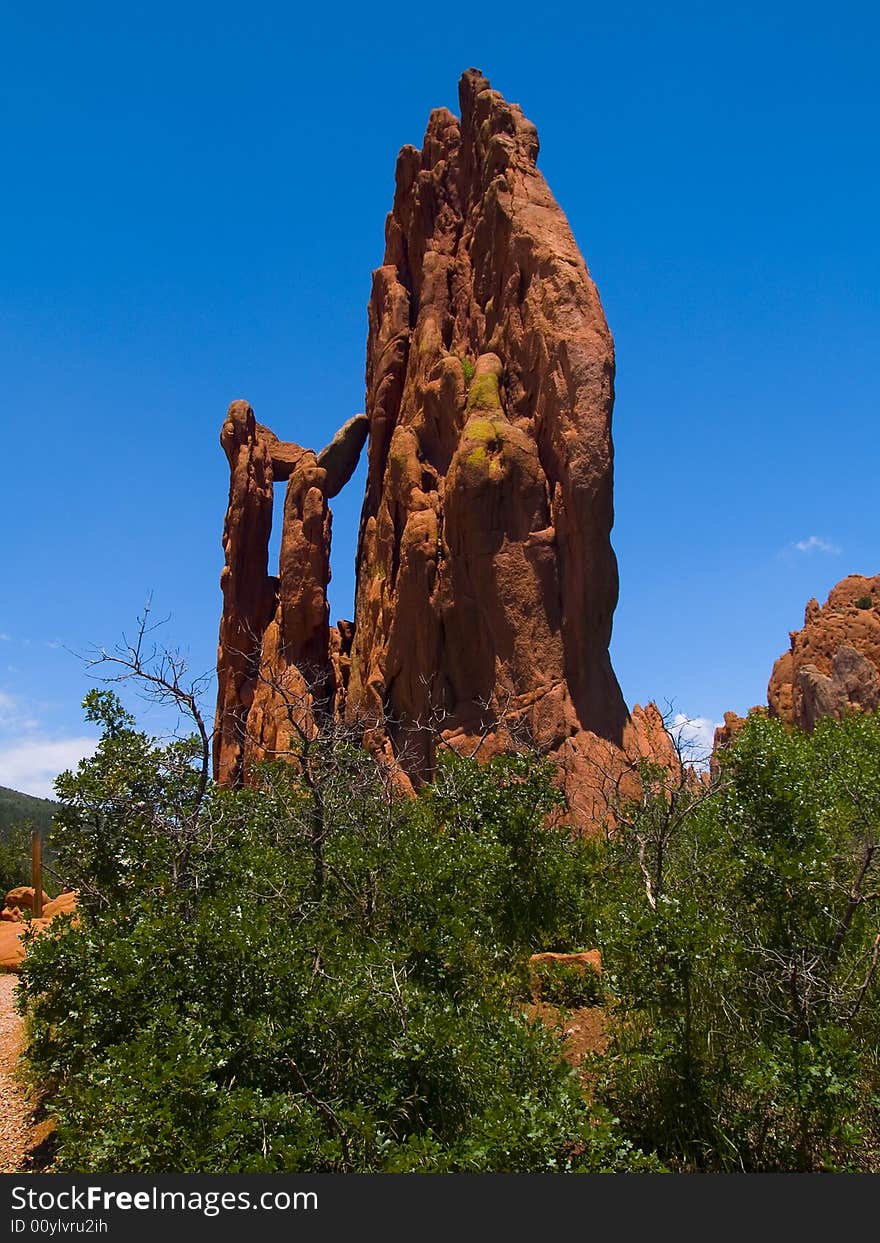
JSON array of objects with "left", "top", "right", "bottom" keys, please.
[
  {"left": 531, "top": 959, "right": 603, "bottom": 1009},
  {"left": 19, "top": 696, "right": 652, "bottom": 1173},
  {"left": 855, "top": 595, "right": 873, "bottom": 609},
  {"left": 0, "top": 821, "right": 32, "bottom": 894},
  {"left": 27, "top": 685, "right": 880, "bottom": 1171},
  {"left": 593, "top": 710, "right": 880, "bottom": 1171}
]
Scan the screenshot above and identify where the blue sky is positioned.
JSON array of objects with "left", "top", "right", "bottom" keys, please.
[{"left": 1, "top": 1, "right": 877, "bottom": 794}]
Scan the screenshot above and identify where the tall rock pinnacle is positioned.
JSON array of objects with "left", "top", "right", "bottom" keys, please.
[
  {"left": 214, "top": 70, "right": 670, "bottom": 821},
  {"left": 346, "top": 69, "right": 629, "bottom": 779}
]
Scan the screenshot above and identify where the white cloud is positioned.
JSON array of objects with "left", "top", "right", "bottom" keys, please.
[
  {"left": 0, "top": 736, "right": 98, "bottom": 799},
  {"left": 791, "top": 535, "right": 841, "bottom": 555},
  {"left": 670, "top": 713, "right": 721, "bottom": 766},
  {"left": 0, "top": 633, "right": 10, "bottom": 642},
  {"left": 0, "top": 689, "right": 39, "bottom": 733}
]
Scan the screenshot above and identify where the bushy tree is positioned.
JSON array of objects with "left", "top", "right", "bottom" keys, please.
[
  {"left": 0, "top": 820, "right": 32, "bottom": 894},
  {"left": 593, "top": 711, "right": 880, "bottom": 1171}
]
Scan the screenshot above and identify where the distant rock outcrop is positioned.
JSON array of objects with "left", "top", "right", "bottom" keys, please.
[
  {"left": 768, "top": 575, "right": 880, "bottom": 730},
  {"left": 213, "top": 70, "right": 677, "bottom": 824}
]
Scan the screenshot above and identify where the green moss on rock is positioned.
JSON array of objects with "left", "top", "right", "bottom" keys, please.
[
  {"left": 466, "top": 371, "right": 502, "bottom": 412},
  {"left": 466, "top": 416, "right": 504, "bottom": 443}
]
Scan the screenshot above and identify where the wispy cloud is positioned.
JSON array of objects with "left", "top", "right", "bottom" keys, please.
[
  {"left": 0, "top": 688, "right": 40, "bottom": 733},
  {"left": 0, "top": 685, "right": 98, "bottom": 797},
  {"left": 790, "top": 535, "right": 841, "bottom": 555},
  {"left": 670, "top": 713, "right": 721, "bottom": 766},
  {"left": 0, "top": 633, "right": 10, "bottom": 642},
  {"left": 0, "top": 736, "right": 98, "bottom": 799}
]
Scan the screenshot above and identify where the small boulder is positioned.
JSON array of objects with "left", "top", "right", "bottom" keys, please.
[
  {"left": 5, "top": 887, "right": 49, "bottom": 912},
  {"left": 42, "top": 891, "right": 77, "bottom": 919}
]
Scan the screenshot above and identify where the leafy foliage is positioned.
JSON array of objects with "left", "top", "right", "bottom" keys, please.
[
  {"left": 0, "top": 784, "right": 56, "bottom": 894},
  {"left": 530, "top": 958, "right": 603, "bottom": 1009},
  {"left": 0, "top": 820, "right": 32, "bottom": 894},
  {"left": 20, "top": 695, "right": 654, "bottom": 1173},
  {"left": 21, "top": 681, "right": 880, "bottom": 1172},
  {"left": 592, "top": 710, "right": 880, "bottom": 1171}
]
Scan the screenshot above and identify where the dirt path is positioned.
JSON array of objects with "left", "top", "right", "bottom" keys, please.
[{"left": 0, "top": 974, "right": 34, "bottom": 1173}]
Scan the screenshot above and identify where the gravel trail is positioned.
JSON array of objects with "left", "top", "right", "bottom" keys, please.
[{"left": 0, "top": 974, "right": 34, "bottom": 1173}]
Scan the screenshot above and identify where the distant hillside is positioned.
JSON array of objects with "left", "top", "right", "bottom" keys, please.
[{"left": 0, "top": 784, "right": 56, "bottom": 839}]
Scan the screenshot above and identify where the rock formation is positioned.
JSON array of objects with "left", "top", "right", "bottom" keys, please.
[
  {"left": 0, "top": 889, "right": 77, "bottom": 972},
  {"left": 711, "top": 576, "right": 878, "bottom": 766},
  {"left": 214, "top": 70, "right": 676, "bottom": 821},
  {"left": 213, "top": 402, "right": 367, "bottom": 786},
  {"left": 767, "top": 574, "right": 880, "bottom": 730},
  {"left": 346, "top": 69, "right": 636, "bottom": 794}
]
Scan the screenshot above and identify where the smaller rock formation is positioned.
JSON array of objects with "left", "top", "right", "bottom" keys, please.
[
  {"left": 768, "top": 575, "right": 880, "bottom": 729},
  {"left": 214, "top": 403, "right": 368, "bottom": 787},
  {"left": 3, "top": 886, "right": 49, "bottom": 913},
  {"left": 0, "top": 889, "right": 77, "bottom": 972}
]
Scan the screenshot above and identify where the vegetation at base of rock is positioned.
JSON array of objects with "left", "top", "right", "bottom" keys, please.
[
  {"left": 459, "top": 356, "right": 475, "bottom": 383},
  {"left": 20, "top": 692, "right": 654, "bottom": 1173},
  {"left": 531, "top": 959, "right": 602, "bottom": 1009},
  {"left": 18, "top": 694, "right": 880, "bottom": 1172}
]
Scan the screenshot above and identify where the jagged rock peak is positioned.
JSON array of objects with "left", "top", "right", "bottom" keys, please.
[
  {"left": 213, "top": 73, "right": 676, "bottom": 829},
  {"left": 213, "top": 402, "right": 368, "bottom": 787},
  {"left": 346, "top": 68, "right": 635, "bottom": 808},
  {"left": 768, "top": 574, "right": 880, "bottom": 729}
]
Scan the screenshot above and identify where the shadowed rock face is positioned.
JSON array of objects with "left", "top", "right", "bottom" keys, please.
[
  {"left": 768, "top": 575, "right": 880, "bottom": 729},
  {"left": 346, "top": 68, "right": 629, "bottom": 786}
]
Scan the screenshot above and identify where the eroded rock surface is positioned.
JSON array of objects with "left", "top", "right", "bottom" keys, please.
[
  {"left": 214, "top": 404, "right": 367, "bottom": 785},
  {"left": 768, "top": 575, "right": 880, "bottom": 730},
  {"left": 346, "top": 68, "right": 635, "bottom": 796},
  {"left": 213, "top": 70, "right": 677, "bottom": 824},
  {"left": 214, "top": 401, "right": 278, "bottom": 788}
]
